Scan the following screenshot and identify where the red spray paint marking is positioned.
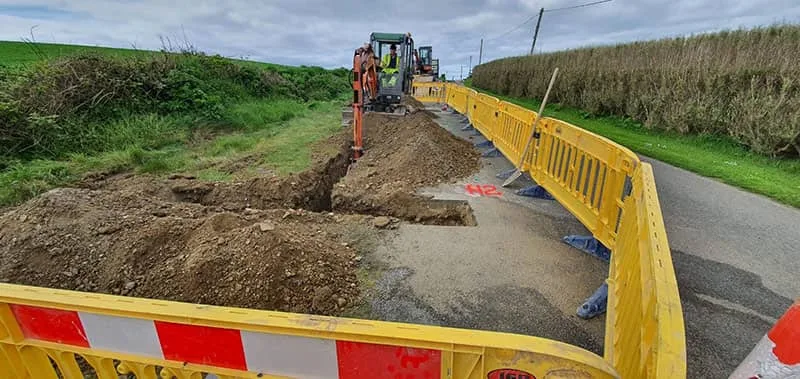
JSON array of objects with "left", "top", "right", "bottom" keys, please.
[{"left": 465, "top": 184, "right": 502, "bottom": 197}]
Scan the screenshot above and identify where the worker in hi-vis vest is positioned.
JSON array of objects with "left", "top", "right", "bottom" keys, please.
[{"left": 380, "top": 44, "right": 400, "bottom": 87}]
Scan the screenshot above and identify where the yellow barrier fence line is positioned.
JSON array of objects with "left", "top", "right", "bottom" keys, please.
[
  {"left": 416, "top": 83, "right": 685, "bottom": 378},
  {"left": 605, "top": 164, "right": 686, "bottom": 378},
  {"left": 0, "top": 283, "right": 619, "bottom": 378}
]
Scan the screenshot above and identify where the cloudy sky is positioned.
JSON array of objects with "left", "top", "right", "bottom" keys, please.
[{"left": 1, "top": 0, "right": 799, "bottom": 78}]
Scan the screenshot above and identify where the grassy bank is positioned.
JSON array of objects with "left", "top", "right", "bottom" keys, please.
[
  {"left": 471, "top": 25, "right": 800, "bottom": 157},
  {"left": 0, "top": 100, "right": 343, "bottom": 206},
  {"left": 0, "top": 42, "right": 349, "bottom": 206},
  {"left": 469, "top": 86, "right": 800, "bottom": 208},
  {"left": 0, "top": 41, "right": 157, "bottom": 66}
]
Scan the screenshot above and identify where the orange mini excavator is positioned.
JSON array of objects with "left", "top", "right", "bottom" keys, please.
[{"left": 345, "top": 33, "right": 415, "bottom": 162}]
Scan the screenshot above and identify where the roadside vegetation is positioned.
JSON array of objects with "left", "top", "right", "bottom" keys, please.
[
  {"left": 0, "top": 41, "right": 349, "bottom": 206},
  {"left": 469, "top": 25, "right": 800, "bottom": 207}
]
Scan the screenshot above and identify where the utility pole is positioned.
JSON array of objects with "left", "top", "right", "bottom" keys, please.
[
  {"left": 479, "top": 38, "right": 483, "bottom": 64},
  {"left": 529, "top": 7, "right": 544, "bottom": 55},
  {"left": 469, "top": 55, "right": 472, "bottom": 76},
  {"left": 528, "top": 0, "right": 613, "bottom": 55},
  {"left": 460, "top": 65, "right": 463, "bottom": 81}
]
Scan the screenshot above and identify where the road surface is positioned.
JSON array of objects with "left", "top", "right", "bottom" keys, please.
[
  {"left": 646, "top": 158, "right": 799, "bottom": 377},
  {"left": 360, "top": 107, "right": 800, "bottom": 378}
]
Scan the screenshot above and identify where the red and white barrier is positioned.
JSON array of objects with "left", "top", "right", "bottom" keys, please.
[
  {"left": 730, "top": 300, "right": 800, "bottom": 379},
  {"left": 10, "top": 304, "right": 442, "bottom": 378}
]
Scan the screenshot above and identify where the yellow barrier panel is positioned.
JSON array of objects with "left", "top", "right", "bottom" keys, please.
[
  {"left": 529, "top": 118, "right": 637, "bottom": 247},
  {"left": 469, "top": 93, "right": 499, "bottom": 140},
  {"left": 413, "top": 83, "right": 686, "bottom": 379},
  {"left": 605, "top": 163, "right": 686, "bottom": 378},
  {"left": 0, "top": 284, "right": 618, "bottom": 379},
  {"left": 493, "top": 102, "right": 536, "bottom": 170},
  {"left": 446, "top": 84, "right": 469, "bottom": 114},
  {"left": 411, "top": 82, "right": 446, "bottom": 103}
]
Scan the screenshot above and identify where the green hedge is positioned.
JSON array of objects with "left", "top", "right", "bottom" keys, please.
[{"left": 472, "top": 25, "right": 800, "bottom": 157}]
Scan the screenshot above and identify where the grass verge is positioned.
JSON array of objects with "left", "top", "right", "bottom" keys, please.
[
  {"left": 0, "top": 100, "right": 344, "bottom": 207},
  {"left": 468, "top": 85, "right": 800, "bottom": 208}
]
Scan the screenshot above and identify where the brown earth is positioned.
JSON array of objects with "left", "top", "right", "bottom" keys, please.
[
  {"left": 333, "top": 109, "right": 480, "bottom": 225},
  {"left": 0, "top": 104, "right": 480, "bottom": 316}
]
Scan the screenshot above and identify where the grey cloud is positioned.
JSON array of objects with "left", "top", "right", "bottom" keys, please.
[{"left": 1, "top": 0, "right": 799, "bottom": 79}]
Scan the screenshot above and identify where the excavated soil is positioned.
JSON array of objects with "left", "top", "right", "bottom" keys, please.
[
  {"left": 0, "top": 104, "right": 480, "bottom": 315},
  {"left": 333, "top": 108, "right": 480, "bottom": 225}
]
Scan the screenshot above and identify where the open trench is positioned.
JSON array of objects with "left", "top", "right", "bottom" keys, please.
[{"left": 169, "top": 139, "right": 476, "bottom": 226}]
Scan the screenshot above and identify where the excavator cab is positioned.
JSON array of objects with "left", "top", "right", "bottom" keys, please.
[
  {"left": 370, "top": 32, "right": 414, "bottom": 113},
  {"left": 418, "top": 46, "right": 432, "bottom": 70},
  {"left": 413, "top": 46, "right": 439, "bottom": 83}
]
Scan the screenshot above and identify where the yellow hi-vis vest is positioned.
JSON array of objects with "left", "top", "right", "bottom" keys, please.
[{"left": 381, "top": 54, "right": 400, "bottom": 74}]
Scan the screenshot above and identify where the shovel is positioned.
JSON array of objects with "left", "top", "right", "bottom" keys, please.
[{"left": 502, "top": 67, "right": 559, "bottom": 187}]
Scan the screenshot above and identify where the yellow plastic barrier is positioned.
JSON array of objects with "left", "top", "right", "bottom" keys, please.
[
  {"left": 411, "top": 81, "right": 446, "bottom": 103},
  {"left": 493, "top": 101, "right": 537, "bottom": 171},
  {"left": 0, "top": 284, "right": 618, "bottom": 378},
  {"left": 605, "top": 163, "right": 686, "bottom": 379},
  {"left": 469, "top": 93, "right": 499, "bottom": 140},
  {"left": 530, "top": 118, "right": 637, "bottom": 247},
  {"left": 411, "top": 82, "right": 686, "bottom": 378},
  {"left": 446, "top": 83, "right": 469, "bottom": 114}
]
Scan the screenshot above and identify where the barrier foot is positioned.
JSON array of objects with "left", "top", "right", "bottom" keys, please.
[
  {"left": 461, "top": 123, "right": 475, "bottom": 131},
  {"left": 577, "top": 283, "right": 608, "bottom": 319},
  {"left": 481, "top": 148, "right": 501, "bottom": 158},
  {"left": 474, "top": 140, "right": 494, "bottom": 148},
  {"left": 496, "top": 168, "right": 518, "bottom": 180},
  {"left": 562, "top": 235, "right": 611, "bottom": 262},
  {"left": 516, "top": 185, "right": 554, "bottom": 200}
]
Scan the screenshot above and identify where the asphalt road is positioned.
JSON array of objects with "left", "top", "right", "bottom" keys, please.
[
  {"left": 360, "top": 108, "right": 800, "bottom": 378},
  {"left": 645, "top": 158, "right": 799, "bottom": 378}
]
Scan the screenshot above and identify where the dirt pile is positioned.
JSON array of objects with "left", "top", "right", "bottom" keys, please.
[
  {"left": 332, "top": 111, "right": 480, "bottom": 225},
  {"left": 0, "top": 106, "right": 481, "bottom": 315},
  {"left": 0, "top": 188, "right": 368, "bottom": 314}
]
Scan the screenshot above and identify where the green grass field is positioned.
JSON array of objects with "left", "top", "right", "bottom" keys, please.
[
  {"left": 0, "top": 40, "right": 159, "bottom": 66},
  {"left": 0, "top": 100, "right": 343, "bottom": 206},
  {"left": 0, "top": 41, "right": 349, "bottom": 207},
  {"left": 468, "top": 85, "right": 800, "bottom": 208}
]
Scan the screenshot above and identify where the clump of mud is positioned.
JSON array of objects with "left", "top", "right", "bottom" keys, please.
[{"left": 0, "top": 106, "right": 481, "bottom": 315}]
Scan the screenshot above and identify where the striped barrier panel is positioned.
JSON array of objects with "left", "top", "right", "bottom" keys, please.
[
  {"left": 0, "top": 284, "right": 619, "bottom": 378},
  {"left": 412, "top": 82, "right": 686, "bottom": 378}
]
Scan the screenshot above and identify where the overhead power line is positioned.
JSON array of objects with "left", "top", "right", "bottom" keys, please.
[
  {"left": 530, "top": 0, "right": 614, "bottom": 54},
  {"left": 484, "top": 14, "right": 538, "bottom": 42},
  {"left": 544, "top": 0, "right": 613, "bottom": 13}
]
